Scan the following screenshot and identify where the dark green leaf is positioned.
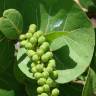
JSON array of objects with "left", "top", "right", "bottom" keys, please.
[
  {"left": 0, "top": 39, "right": 14, "bottom": 75},
  {"left": 59, "top": 82, "right": 83, "bottom": 96},
  {"left": 91, "top": 68, "right": 96, "bottom": 95},
  {"left": 17, "top": 0, "right": 40, "bottom": 31},
  {"left": 0, "top": 60, "right": 27, "bottom": 96},
  {"left": 90, "top": 41, "right": 96, "bottom": 94},
  {"left": 79, "top": 0, "right": 95, "bottom": 9},
  {"left": 82, "top": 68, "right": 93, "bottom": 96},
  {"left": 0, "top": 89, "right": 15, "bottom": 96},
  {"left": 25, "top": 80, "right": 37, "bottom": 96}
]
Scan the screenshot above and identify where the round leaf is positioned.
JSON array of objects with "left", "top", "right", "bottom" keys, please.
[
  {"left": 0, "top": 9, "right": 23, "bottom": 39},
  {"left": 40, "top": 2, "right": 95, "bottom": 83}
]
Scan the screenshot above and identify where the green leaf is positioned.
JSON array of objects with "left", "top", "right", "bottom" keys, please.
[
  {"left": 91, "top": 68, "right": 96, "bottom": 95},
  {"left": 40, "top": 0, "right": 73, "bottom": 32},
  {"left": 14, "top": 59, "right": 28, "bottom": 83},
  {"left": 93, "top": 0, "right": 96, "bottom": 5},
  {"left": 17, "top": 1, "right": 95, "bottom": 84},
  {"left": 0, "top": 89, "right": 15, "bottom": 96},
  {"left": 0, "top": 60, "right": 26, "bottom": 96},
  {"left": 0, "top": 39, "right": 14, "bottom": 75},
  {"left": 90, "top": 43, "right": 96, "bottom": 94},
  {"left": 40, "top": 1, "right": 95, "bottom": 84},
  {"left": 17, "top": 0, "right": 40, "bottom": 31},
  {"left": 59, "top": 82, "right": 83, "bottom": 96},
  {"left": 0, "top": 9, "right": 23, "bottom": 39},
  {"left": 0, "top": 0, "right": 19, "bottom": 16},
  {"left": 25, "top": 80, "right": 37, "bottom": 96},
  {"left": 45, "top": 32, "right": 68, "bottom": 51},
  {"left": 79, "top": 0, "right": 95, "bottom": 9},
  {"left": 17, "top": 48, "right": 34, "bottom": 79},
  {"left": 82, "top": 69, "right": 93, "bottom": 96}
]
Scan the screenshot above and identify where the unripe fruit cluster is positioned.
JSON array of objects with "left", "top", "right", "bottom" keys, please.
[{"left": 19, "top": 24, "right": 59, "bottom": 96}]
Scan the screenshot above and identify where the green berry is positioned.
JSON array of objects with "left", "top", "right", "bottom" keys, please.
[
  {"left": 37, "top": 86, "right": 44, "bottom": 93},
  {"left": 30, "top": 37, "right": 37, "bottom": 44},
  {"left": 36, "top": 30, "right": 43, "bottom": 37},
  {"left": 19, "top": 34, "right": 26, "bottom": 40},
  {"left": 20, "top": 40, "right": 27, "bottom": 46},
  {"left": 41, "top": 55, "right": 49, "bottom": 62},
  {"left": 46, "top": 78, "right": 54, "bottom": 87},
  {"left": 46, "top": 67, "right": 53, "bottom": 73},
  {"left": 32, "top": 54, "right": 39, "bottom": 61},
  {"left": 51, "top": 88, "right": 59, "bottom": 96},
  {"left": 40, "top": 42, "right": 49, "bottom": 51},
  {"left": 53, "top": 71, "right": 58, "bottom": 79},
  {"left": 48, "top": 59, "right": 56, "bottom": 69},
  {"left": 43, "top": 84, "right": 50, "bottom": 92},
  {"left": 31, "top": 62, "right": 36, "bottom": 67},
  {"left": 46, "top": 52, "right": 53, "bottom": 59},
  {"left": 36, "top": 64, "right": 44, "bottom": 72},
  {"left": 31, "top": 67, "right": 37, "bottom": 73},
  {"left": 27, "top": 50, "right": 35, "bottom": 57},
  {"left": 26, "top": 32, "right": 32, "bottom": 38},
  {"left": 34, "top": 72, "right": 42, "bottom": 79},
  {"left": 37, "top": 78, "right": 46, "bottom": 85},
  {"left": 37, "top": 49, "right": 44, "bottom": 56},
  {"left": 38, "top": 95, "right": 41, "bottom": 96},
  {"left": 29, "top": 24, "right": 37, "bottom": 33},
  {"left": 41, "top": 51, "right": 53, "bottom": 62},
  {"left": 42, "top": 71, "right": 49, "bottom": 79},
  {"left": 33, "top": 31, "right": 42, "bottom": 39},
  {"left": 37, "top": 30, "right": 43, "bottom": 34},
  {"left": 40, "top": 93, "right": 48, "bottom": 96},
  {"left": 38, "top": 36, "right": 46, "bottom": 45},
  {"left": 25, "top": 42, "right": 32, "bottom": 49}
]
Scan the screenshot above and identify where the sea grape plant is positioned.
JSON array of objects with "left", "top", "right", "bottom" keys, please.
[
  {"left": 0, "top": 0, "right": 96, "bottom": 96},
  {"left": 19, "top": 24, "right": 59, "bottom": 96}
]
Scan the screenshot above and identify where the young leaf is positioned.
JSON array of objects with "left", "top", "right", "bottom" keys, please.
[{"left": 0, "top": 9, "right": 23, "bottom": 39}]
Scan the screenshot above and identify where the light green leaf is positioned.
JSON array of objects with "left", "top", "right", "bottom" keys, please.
[
  {"left": 0, "top": 9, "right": 23, "bottom": 39},
  {"left": 40, "top": 1, "right": 95, "bottom": 84},
  {"left": 17, "top": 1, "right": 95, "bottom": 84},
  {"left": 17, "top": 48, "right": 34, "bottom": 79}
]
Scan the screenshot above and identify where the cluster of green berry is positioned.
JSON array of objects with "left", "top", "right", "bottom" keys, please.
[{"left": 19, "top": 24, "right": 59, "bottom": 96}]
